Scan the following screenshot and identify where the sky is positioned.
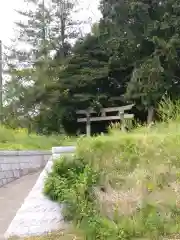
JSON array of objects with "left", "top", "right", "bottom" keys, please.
[
  {"left": 0, "top": 0, "right": 24, "bottom": 44},
  {"left": 0, "top": 0, "right": 101, "bottom": 46}
]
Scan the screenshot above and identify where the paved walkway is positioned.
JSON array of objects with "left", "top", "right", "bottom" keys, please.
[
  {"left": 5, "top": 160, "right": 65, "bottom": 239},
  {"left": 0, "top": 172, "right": 40, "bottom": 240}
]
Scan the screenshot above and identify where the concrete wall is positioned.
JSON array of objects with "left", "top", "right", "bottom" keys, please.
[
  {"left": 52, "top": 146, "right": 76, "bottom": 159},
  {"left": 0, "top": 150, "right": 51, "bottom": 187},
  {"left": 5, "top": 146, "right": 76, "bottom": 239}
]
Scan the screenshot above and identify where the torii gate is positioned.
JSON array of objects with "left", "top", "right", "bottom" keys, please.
[{"left": 76, "top": 104, "right": 134, "bottom": 136}]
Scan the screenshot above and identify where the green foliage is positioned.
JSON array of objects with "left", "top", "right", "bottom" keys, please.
[
  {"left": 158, "top": 97, "right": 180, "bottom": 121},
  {"left": 5, "top": 0, "right": 180, "bottom": 133},
  {"left": 4, "top": 0, "right": 80, "bottom": 135},
  {"left": 123, "top": 0, "right": 180, "bottom": 111},
  {"left": 44, "top": 101, "right": 180, "bottom": 239},
  {"left": 0, "top": 125, "right": 74, "bottom": 150},
  {"left": 44, "top": 155, "right": 99, "bottom": 222}
]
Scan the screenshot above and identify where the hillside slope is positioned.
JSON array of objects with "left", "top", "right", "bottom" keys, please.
[{"left": 44, "top": 118, "right": 180, "bottom": 239}]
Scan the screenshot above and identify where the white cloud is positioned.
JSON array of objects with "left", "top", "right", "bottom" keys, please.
[{"left": 0, "top": 0, "right": 101, "bottom": 45}]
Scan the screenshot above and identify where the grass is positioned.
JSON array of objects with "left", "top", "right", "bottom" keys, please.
[
  {"left": 0, "top": 125, "right": 76, "bottom": 150},
  {"left": 44, "top": 99, "right": 180, "bottom": 239},
  {"left": 9, "top": 228, "right": 84, "bottom": 240}
]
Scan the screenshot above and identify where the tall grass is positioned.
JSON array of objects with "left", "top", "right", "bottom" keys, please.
[
  {"left": 158, "top": 97, "right": 180, "bottom": 121},
  {"left": 0, "top": 125, "right": 75, "bottom": 150},
  {"left": 44, "top": 99, "right": 180, "bottom": 239}
]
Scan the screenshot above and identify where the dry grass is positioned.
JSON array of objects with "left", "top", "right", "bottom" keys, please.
[
  {"left": 95, "top": 186, "right": 143, "bottom": 217},
  {"left": 9, "top": 229, "right": 84, "bottom": 240},
  {"left": 74, "top": 119, "right": 180, "bottom": 237},
  {"left": 95, "top": 167, "right": 179, "bottom": 219}
]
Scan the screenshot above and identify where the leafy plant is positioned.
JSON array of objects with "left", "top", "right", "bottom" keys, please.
[{"left": 44, "top": 101, "right": 180, "bottom": 239}]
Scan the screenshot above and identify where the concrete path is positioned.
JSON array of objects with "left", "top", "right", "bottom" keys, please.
[
  {"left": 5, "top": 160, "right": 66, "bottom": 239},
  {"left": 0, "top": 172, "right": 40, "bottom": 240}
]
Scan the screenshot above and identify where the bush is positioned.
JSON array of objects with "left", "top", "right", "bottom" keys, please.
[
  {"left": 44, "top": 100, "right": 180, "bottom": 239},
  {"left": 44, "top": 156, "right": 99, "bottom": 223}
]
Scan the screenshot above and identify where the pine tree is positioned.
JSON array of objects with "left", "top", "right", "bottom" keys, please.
[{"left": 4, "top": 0, "right": 79, "bottom": 132}]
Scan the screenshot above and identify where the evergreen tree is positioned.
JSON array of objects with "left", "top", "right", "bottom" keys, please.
[
  {"left": 5, "top": 0, "right": 180, "bottom": 133},
  {"left": 100, "top": 0, "right": 180, "bottom": 123},
  {"left": 4, "top": 0, "right": 79, "bottom": 132}
]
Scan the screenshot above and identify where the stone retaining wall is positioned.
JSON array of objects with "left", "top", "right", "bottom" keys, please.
[
  {"left": 0, "top": 150, "right": 51, "bottom": 187},
  {"left": 5, "top": 146, "right": 76, "bottom": 239}
]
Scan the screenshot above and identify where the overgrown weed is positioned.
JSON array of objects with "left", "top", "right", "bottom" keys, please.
[
  {"left": 44, "top": 99, "right": 180, "bottom": 239},
  {"left": 0, "top": 125, "right": 75, "bottom": 150}
]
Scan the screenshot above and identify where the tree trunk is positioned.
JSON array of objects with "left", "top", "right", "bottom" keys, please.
[{"left": 147, "top": 106, "right": 154, "bottom": 125}]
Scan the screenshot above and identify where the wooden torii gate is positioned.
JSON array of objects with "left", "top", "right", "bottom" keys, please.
[{"left": 76, "top": 104, "right": 134, "bottom": 136}]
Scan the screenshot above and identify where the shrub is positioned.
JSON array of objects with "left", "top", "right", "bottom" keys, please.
[{"left": 44, "top": 156, "right": 99, "bottom": 223}]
